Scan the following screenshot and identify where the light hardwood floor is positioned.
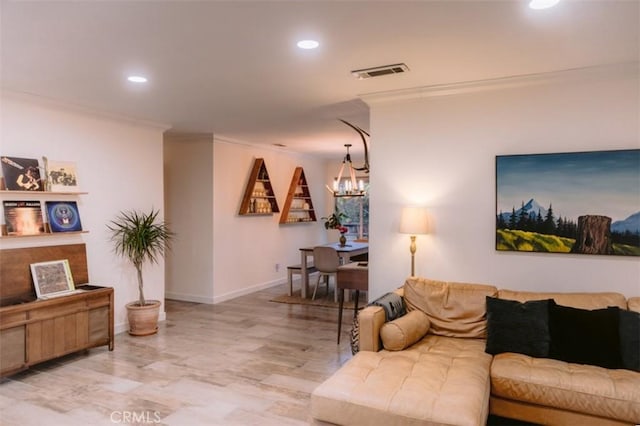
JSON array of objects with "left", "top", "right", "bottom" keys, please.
[{"left": 0, "top": 283, "right": 355, "bottom": 426}]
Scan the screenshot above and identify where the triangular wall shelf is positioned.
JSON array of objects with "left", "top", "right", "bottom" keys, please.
[
  {"left": 280, "top": 167, "right": 316, "bottom": 224},
  {"left": 238, "top": 158, "right": 280, "bottom": 216}
]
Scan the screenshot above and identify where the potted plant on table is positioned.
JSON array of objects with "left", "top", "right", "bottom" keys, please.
[
  {"left": 321, "top": 208, "right": 349, "bottom": 246},
  {"left": 108, "top": 209, "right": 173, "bottom": 336}
]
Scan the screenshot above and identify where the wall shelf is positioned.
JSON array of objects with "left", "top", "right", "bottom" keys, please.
[
  {"left": 0, "top": 190, "right": 87, "bottom": 237},
  {"left": 238, "top": 158, "right": 280, "bottom": 215},
  {"left": 280, "top": 167, "right": 316, "bottom": 224}
]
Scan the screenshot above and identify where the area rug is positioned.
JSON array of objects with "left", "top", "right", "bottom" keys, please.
[{"left": 270, "top": 289, "right": 367, "bottom": 310}]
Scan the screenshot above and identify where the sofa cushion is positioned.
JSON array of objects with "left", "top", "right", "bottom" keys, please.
[
  {"left": 619, "top": 309, "right": 640, "bottom": 372},
  {"left": 497, "top": 289, "right": 627, "bottom": 310},
  {"left": 491, "top": 353, "right": 640, "bottom": 423},
  {"left": 311, "top": 335, "right": 493, "bottom": 426},
  {"left": 404, "top": 277, "right": 497, "bottom": 338},
  {"left": 380, "top": 310, "right": 430, "bottom": 351},
  {"left": 485, "top": 296, "right": 551, "bottom": 358},
  {"left": 549, "top": 303, "right": 623, "bottom": 369}
]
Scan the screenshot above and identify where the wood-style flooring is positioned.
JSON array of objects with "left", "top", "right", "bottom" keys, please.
[{"left": 0, "top": 283, "right": 354, "bottom": 425}]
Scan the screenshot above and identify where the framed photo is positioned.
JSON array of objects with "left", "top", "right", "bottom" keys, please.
[
  {"left": 0, "top": 156, "right": 43, "bottom": 191},
  {"left": 30, "top": 259, "right": 75, "bottom": 298},
  {"left": 3, "top": 200, "right": 45, "bottom": 235},
  {"left": 45, "top": 201, "right": 82, "bottom": 232},
  {"left": 47, "top": 160, "right": 79, "bottom": 192},
  {"left": 496, "top": 149, "right": 640, "bottom": 256}
]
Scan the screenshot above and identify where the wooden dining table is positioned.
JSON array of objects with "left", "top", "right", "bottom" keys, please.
[{"left": 299, "top": 241, "right": 368, "bottom": 299}]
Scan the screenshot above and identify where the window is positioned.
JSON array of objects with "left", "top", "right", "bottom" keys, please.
[{"left": 335, "top": 178, "right": 369, "bottom": 240}]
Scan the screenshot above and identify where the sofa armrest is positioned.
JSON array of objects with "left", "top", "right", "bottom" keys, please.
[
  {"left": 628, "top": 297, "right": 640, "bottom": 313},
  {"left": 358, "top": 305, "right": 387, "bottom": 352}
]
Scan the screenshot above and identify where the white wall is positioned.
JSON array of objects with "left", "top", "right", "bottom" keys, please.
[
  {"left": 212, "top": 139, "right": 329, "bottom": 302},
  {"left": 164, "top": 133, "right": 214, "bottom": 303},
  {"left": 0, "top": 93, "right": 167, "bottom": 333},
  {"left": 367, "top": 65, "right": 640, "bottom": 299}
]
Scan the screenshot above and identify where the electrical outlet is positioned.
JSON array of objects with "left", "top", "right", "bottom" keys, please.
[{"left": 275, "top": 263, "right": 280, "bottom": 272}]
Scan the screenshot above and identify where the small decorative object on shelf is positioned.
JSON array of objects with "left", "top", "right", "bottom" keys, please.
[
  {"left": 280, "top": 167, "right": 317, "bottom": 224},
  {"left": 0, "top": 156, "right": 44, "bottom": 191},
  {"left": 239, "top": 158, "right": 280, "bottom": 216}
]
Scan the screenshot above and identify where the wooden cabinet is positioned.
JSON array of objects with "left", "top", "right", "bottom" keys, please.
[
  {"left": 239, "top": 158, "right": 280, "bottom": 215},
  {"left": 280, "top": 167, "right": 316, "bottom": 224},
  {"left": 0, "top": 286, "right": 113, "bottom": 376},
  {"left": 0, "top": 244, "right": 114, "bottom": 377}
]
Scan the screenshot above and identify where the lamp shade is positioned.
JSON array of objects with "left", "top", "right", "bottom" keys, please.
[{"left": 399, "top": 206, "right": 430, "bottom": 235}]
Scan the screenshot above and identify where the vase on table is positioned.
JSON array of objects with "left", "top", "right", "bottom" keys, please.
[{"left": 339, "top": 233, "right": 347, "bottom": 247}]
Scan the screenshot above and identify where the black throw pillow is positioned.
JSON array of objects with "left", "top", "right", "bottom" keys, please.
[
  {"left": 619, "top": 309, "right": 640, "bottom": 372},
  {"left": 485, "top": 296, "right": 552, "bottom": 357},
  {"left": 549, "top": 302, "right": 623, "bottom": 369}
]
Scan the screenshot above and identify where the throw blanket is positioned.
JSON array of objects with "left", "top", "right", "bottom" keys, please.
[
  {"left": 350, "top": 291, "right": 406, "bottom": 355},
  {"left": 369, "top": 292, "right": 406, "bottom": 322}
]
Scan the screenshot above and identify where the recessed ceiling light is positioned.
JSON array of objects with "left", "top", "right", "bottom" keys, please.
[
  {"left": 127, "top": 75, "right": 148, "bottom": 83},
  {"left": 529, "top": 0, "right": 560, "bottom": 10},
  {"left": 297, "top": 40, "right": 319, "bottom": 50}
]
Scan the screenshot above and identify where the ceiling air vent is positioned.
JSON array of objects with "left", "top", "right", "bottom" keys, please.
[{"left": 351, "top": 63, "right": 409, "bottom": 80}]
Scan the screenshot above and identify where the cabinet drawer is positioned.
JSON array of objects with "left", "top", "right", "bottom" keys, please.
[
  {"left": 0, "top": 326, "right": 26, "bottom": 374},
  {"left": 89, "top": 306, "right": 109, "bottom": 344},
  {"left": 86, "top": 294, "right": 111, "bottom": 309},
  {"left": 0, "top": 311, "right": 27, "bottom": 328},
  {"left": 28, "top": 299, "right": 87, "bottom": 320}
]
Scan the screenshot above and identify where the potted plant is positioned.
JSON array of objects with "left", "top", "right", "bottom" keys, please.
[
  {"left": 108, "top": 209, "right": 173, "bottom": 336},
  {"left": 321, "top": 208, "right": 349, "bottom": 246}
]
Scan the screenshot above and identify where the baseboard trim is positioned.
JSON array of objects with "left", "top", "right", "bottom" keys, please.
[
  {"left": 165, "top": 292, "right": 214, "bottom": 304},
  {"left": 164, "top": 278, "right": 287, "bottom": 305},
  {"left": 213, "top": 278, "right": 286, "bottom": 304}
]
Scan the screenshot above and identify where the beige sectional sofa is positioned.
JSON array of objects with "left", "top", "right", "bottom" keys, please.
[{"left": 311, "top": 278, "right": 640, "bottom": 426}]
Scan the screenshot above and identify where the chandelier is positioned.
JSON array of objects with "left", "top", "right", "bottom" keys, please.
[
  {"left": 327, "top": 119, "right": 370, "bottom": 198},
  {"left": 331, "top": 144, "right": 366, "bottom": 197}
]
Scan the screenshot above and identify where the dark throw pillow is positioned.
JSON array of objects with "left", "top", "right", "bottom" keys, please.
[
  {"left": 619, "top": 309, "right": 640, "bottom": 372},
  {"left": 485, "top": 296, "right": 552, "bottom": 357},
  {"left": 549, "top": 302, "right": 623, "bottom": 369}
]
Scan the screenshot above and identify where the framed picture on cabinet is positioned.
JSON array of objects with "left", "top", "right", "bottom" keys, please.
[{"left": 30, "top": 259, "right": 76, "bottom": 299}]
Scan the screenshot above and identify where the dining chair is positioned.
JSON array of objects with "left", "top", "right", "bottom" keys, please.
[{"left": 312, "top": 246, "right": 340, "bottom": 301}]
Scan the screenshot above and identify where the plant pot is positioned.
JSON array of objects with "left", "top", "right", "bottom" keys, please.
[{"left": 125, "top": 300, "right": 160, "bottom": 336}]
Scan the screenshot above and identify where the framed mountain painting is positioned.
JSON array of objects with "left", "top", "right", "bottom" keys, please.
[{"left": 495, "top": 149, "right": 640, "bottom": 256}]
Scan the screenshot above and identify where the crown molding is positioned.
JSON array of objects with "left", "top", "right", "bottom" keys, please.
[
  {"left": 360, "top": 62, "right": 639, "bottom": 106},
  {"left": 1, "top": 89, "right": 172, "bottom": 131}
]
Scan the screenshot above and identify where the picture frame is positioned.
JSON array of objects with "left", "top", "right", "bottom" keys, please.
[
  {"left": 45, "top": 201, "right": 82, "bottom": 232},
  {"left": 30, "top": 259, "right": 76, "bottom": 298},
  {"left": 0, "top": 156, "right": 44, "bottom": 191},
  {"left": 3, "top": 200, "right": 45, "bottom": 236},
  {"left": 46, "top": 160, "right": 80, "bottom": 192},
  {"left": 496, "top": 149, "right": 640, "bottom": 256}
]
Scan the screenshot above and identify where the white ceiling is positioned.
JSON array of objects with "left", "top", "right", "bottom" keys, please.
[{"left": 1, "top": 1, "right": 638, "bottom": 158}]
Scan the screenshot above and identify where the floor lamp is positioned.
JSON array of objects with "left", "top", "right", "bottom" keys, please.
[{"left": 399, "top": 206, "right": 430, "bottom": 277}]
